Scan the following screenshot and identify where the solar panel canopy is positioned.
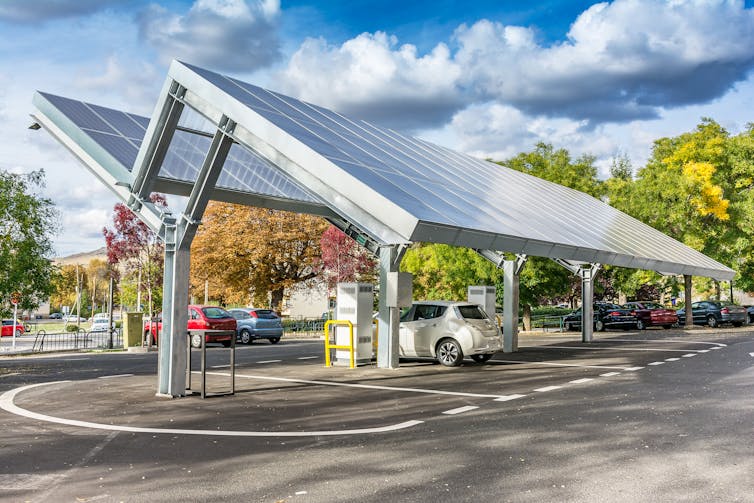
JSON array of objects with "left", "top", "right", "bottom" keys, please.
[{"left": 32, "top": 60, "right": 735, "bottom": 280}]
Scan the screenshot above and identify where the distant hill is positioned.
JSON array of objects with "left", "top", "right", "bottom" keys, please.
[{"left": 54, "top": 247, "right": 108, "bottom": 266}]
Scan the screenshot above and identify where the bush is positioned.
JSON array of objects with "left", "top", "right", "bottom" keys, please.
[{"left": 65, "top": 324, "right": 80, "bottom": 332}]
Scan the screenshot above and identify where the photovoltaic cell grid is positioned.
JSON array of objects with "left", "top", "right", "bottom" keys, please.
[
  {"left": 38, "top": 92, "right": 319, "bottom": 204},
  {"left": 180, "top": 63, "right": 727, "bottom": 272}
]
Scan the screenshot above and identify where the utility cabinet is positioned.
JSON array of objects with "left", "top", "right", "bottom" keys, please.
[
  {"left": 468, "top": 286, "right": 497, "bottom": 322},
  {"left": 335, "top": 283, "right": 374, "bottom": 365}
]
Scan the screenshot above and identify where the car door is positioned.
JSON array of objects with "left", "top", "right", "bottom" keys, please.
[
  {"left": 400, "top": 304, "right": 444, "bottom": 357},
  {"left": 690, "top": 302, "right": 705, "bottom": 324}
]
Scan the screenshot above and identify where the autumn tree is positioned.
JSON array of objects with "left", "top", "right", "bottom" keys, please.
[
  {"left": 190, "top": 202, "right": 328, "bottom": 310},
  {"left": 319, "top": 225, "right": 378, "bottom": 290},
  {"left": 0, "top": 170, "right": 57, "bottom": 317},
  {"left": 103, "top": 193, "right": 166, "bottom": 316},
  {"left": 49, "top": 264, "right": 86, "bottom": 314}
]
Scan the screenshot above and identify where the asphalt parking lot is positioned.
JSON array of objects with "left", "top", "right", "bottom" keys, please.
[{"left": 1, "top": 327, "right": 753, "bottom": 502}]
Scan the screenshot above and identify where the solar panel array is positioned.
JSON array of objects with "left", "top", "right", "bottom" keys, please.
[
  {"left": 176, "top": 63, "right": 730, "bottom": 274},
  {"left": 38, "top": 92, "right": 320, "bottom": 205}
]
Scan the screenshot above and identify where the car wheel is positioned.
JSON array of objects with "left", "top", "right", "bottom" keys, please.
[
  {"left": 191, "top": 334, "right": 202, "bottom": 348},
  {"left": 732, "top": 322, "right": 743, "bottom": 327},
  {"left": 436, "top": 338, "right": 463, "bottom": 367},
  {"left": 240, "top": 329, "right": 252, "bottom": 344},
  {"left": 566, "top": 322, "right": 575, "bottom": 331},
  {"left": 636, "top": 319, "right": 645, "bottom": 330},
  {"left": 707, "top": 315, "right": 719, "bottom": 328},
  {"left": 15, "top": 329, "right": 22, "bottom": 337},
  {"left": 470, "top": 354, "right": 493, "bottom": 363},
  {"left": 662, "top": 325, "right": 672, "bottom": 330},
  {"left": 749, "top": 314, "right": 754, "bottom": 324},
  {"left": 269, "top": 337, "right": 280, "bottom": 344},
  {"left": 595, "top": 320, "right": 605, "bottom": 332}
]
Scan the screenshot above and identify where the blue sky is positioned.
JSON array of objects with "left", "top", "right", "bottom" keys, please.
[{"left": 1, "top": 0, "right": 754, "bottom": 256}]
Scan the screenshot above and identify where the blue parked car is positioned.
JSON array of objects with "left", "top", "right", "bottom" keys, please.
[
  {"left": 676, "top": 301, "right": 746, "bottom": 328},
  {"left": 228, "top": 308, "right": 284, "bottom": 344}
]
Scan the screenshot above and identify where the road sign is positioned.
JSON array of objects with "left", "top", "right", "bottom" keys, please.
[{"left": 10, "top": 292, "right": 20, "bottom": 305}]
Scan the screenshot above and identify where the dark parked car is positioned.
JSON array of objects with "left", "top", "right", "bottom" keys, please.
[
  {"left": 623, "top": 301, "right": 678, "bottom": 330},
  {"left": 564, "top": 302, "right": 638, "bottom": 331},
  {"left": 227, "top": 308, "right": 284, "bottom": 344},
  {"left": 676, "top": 301, "right": 746, "bottom": 328},
  {"left": 745, "top": 306, "right": 754, "bottom": 324}
]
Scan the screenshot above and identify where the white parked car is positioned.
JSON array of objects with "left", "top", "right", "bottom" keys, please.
[
  {"left": 63, "top": 314, "right": 87, "bottom": 323},
  {"left": 399, "top": 301, "right": 502, "bottom": 366},
  {"left": 90, "top": 317, "right": 113, "bottom": 332}
]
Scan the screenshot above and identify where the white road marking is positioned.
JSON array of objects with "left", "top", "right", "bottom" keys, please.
[
  {"left": 710, "top": 346, "right": 723, "bottom": 350},
  {"left": 569, "top": 378, "right": 594, "bottom": 384},
  {"left": 600, "top": 372, "right": 621, "bottom": 377},
  {"left": 443, "top": 406, "right": 479, "bottom": 415},
  {"left": 648, "top": 362, "right": 665, "bottom": 366},
  {"left": 623, "top": 367, "right": 644, "bottom": 371},
  {"left": 297, "top": 356, "right": 318, "bottom": 360},
  {"left": 533, "top": 386, "right": 562, "bottom": 392},
  {"left": 490, "top": 359, "right": 628, "bottom": 370},
  {"left": 494, "top": 394, "right": 526, "bottom": 402},
  {"left": 665, "top": 358, "right": 680, "bottom": 361},
  {"left": 682, "top": 354, "right": 697, "bottom": 358},
  {"left": 256, "top": 360, "right": 282, "bottom": 364},
  {"left": 607, "top": 339, "right": 726, "bottom": 347},
  {"left": 222, "top": 372, "right": 513, "bottom": 400},
  {"left": 0, "top": 373, "right": 20, "bottom": 378},
  {"left": 524, "top": 346, "right": 702, "bottom": 353},
  {"left": 0, "top": 381, "right": 424, "bottom": 437},
  {"left": 98, "top": 374, "right": 134, "bottom": 379},
  {"left": 210, "top": 365, "right": 231, "bottom": 369},
  {"left": 750, "top": 352, "right": 754, "bottom": 357},
  {"left": 697, "top": 350, "right": 710, "bottom": 353}
]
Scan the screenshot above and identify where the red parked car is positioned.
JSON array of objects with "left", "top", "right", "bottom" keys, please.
[
  {"left": 144, "top": 305, "right": 236, "bottom": 348},
  {"left": 623, "top": 301, "right": 678, "bottom": 330},
  {"left": 1, "top": 320, "right": 25, "bottom": 337}
]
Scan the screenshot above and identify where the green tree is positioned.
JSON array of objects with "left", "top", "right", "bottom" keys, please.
[
  {"left": 401, "top": 244, "right": 502, "bottom": 301},
  {"left": 495, "top": 143, "right": 603, "bottom": 327},
  {"left": 0, "top": 170, "right": 57, "bottom": 317}
]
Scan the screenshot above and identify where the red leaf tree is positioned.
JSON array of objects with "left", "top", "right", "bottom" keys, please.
[
  {"left": 103, "top": 193, "right": 167, "bottom": 317},
  {"left": 319, "top": 226, "right": 378, "bottom": 290}
]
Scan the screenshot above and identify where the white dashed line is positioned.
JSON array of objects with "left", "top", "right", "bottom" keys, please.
[
  {"left": 98, "top": 374, "right": 134, "bottom": 379},
  {"left": 600, "top": 372, "right": 621, "bottom": 377},
  {"left": 623, "top": 367, "right": 644, "bottom": 371},
  {"left": 491, "top": 359, "right": 627, "bottom": 370},
  {"left": 750, "top": 352, "right": 754, "bottom": 357},
  {"left": 568, "top": 378, "right": 594, "bottom": 384},
  {"left": 665, "top": 358, "right": 680, "bottom": 361},
  {"left": 494, "top": 394, "right": 527, "bottom": 402},
  {"left": 443, "top": 406, "right": 479, "bottom": 415},
  {"left": 697, "top": 350, "right": 710, "bottom": 353},
  {"left": 210, "top": 365, "right": 230, "bottom": 369},
  {"left": 297, "top": 356, "right": 318, "bottom": 360},
  {"left": 256, "top": 360, "right": 282, "bottom": 364},
  {"left": 682, "top": 354, "right": 697, "bottom": 358},
  {"left": 534, "top": 386, "right": 562, "bottom": 392},
  {"left": 607, "top": 339, "right": 726, "bottom": 347},
  {"left": 648, "top": 362, "right": 665, "bottom": 366},
  {"left": 524, "top": 346, "right": 703, "bottom": 353},
  {"left": 710, "top": 346, "right": 723, "bottom": 350}
]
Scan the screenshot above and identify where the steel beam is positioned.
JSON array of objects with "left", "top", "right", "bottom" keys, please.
[
  {"left": 377, "top": 245, "right": 407, "bottom": 369},
  {"left": 554, "top": 260, "right": 601, "bottom": 342}
]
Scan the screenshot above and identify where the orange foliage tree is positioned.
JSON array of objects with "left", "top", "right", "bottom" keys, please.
[{"left": 190, "top": 202, "right": 328, "bottom": 310}]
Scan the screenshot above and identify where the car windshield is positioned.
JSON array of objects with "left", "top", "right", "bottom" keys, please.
[
  {"left": 457, "top": 305, "right": 487, "bottom": 320},
  {"left": 641, "top": 302, "right": 663, "bottom": 309},
  {"left": 202, "top": 307, "right": 231, "bottom": 319},
  {"left": 254, "top": 310, "right": 278, "bottom": 319}
]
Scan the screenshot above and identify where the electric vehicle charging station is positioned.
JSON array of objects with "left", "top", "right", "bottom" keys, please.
[
  {"left": 335, "top": 283, "right": 374, "bottom": 366},
  {"left": 468, "top": 286, "right": 497, "bottom": 322}
]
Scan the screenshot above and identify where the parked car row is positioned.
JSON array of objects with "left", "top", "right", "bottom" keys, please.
[
  {"left": 563, "top": 300, "right": 747, "bottom": 331},
  {"left": 144, "top": 305, "right": 284, "bottom": 348}
]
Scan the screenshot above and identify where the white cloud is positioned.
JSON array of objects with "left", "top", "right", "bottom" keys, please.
[
  {"left": 0, "top": 0, "right": 122, "bottom": 23},
  {"left": 453, "top": 0, "right": 754, "bottom": 122},
  {"left": 278, "top": 32, "right": 464, "bottom": 131},
  {"left": 138, "top": 0, "right": 282, "bottom": 72}
]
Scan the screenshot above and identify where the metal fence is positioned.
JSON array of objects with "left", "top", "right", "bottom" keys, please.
[
  {"left": 283, "top": 318, "right": 326, "bottom": 336},
  {"left": 0, "top": 329, "right": 124, "bottom": 354},
  {"left": 521, "top": 314, "right": 567, "bottom": 332}
]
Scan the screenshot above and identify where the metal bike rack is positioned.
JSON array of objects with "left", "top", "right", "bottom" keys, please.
[{"left": 185, "top": 329, "right": 236, "bottom": 399}]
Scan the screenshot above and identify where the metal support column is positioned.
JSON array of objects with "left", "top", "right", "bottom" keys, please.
[
  {"left": 156, "top": 115, "right": 235, "bottom": 397},
  {"left": 684, "top": 274, "right": 693, "bottom": 328},
  {"left": 552, "top": 260, "right": 601, "bottom": 343},
  {"left": 502, "top": 255, "right": 527, "bottom": 353},
  {"left": 377, "top": 245, "right": 406, "bottom": 369}
]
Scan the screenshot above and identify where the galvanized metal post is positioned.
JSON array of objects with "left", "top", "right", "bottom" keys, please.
[
  {"left": 502, "top": 255, "right": 527, "bottom": 353},
  {"left": 377, "top": 245, "right": 402, "bottom": 369},
  {"left": 580, "top": 264, "right": 600, "bottom": 343}
]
